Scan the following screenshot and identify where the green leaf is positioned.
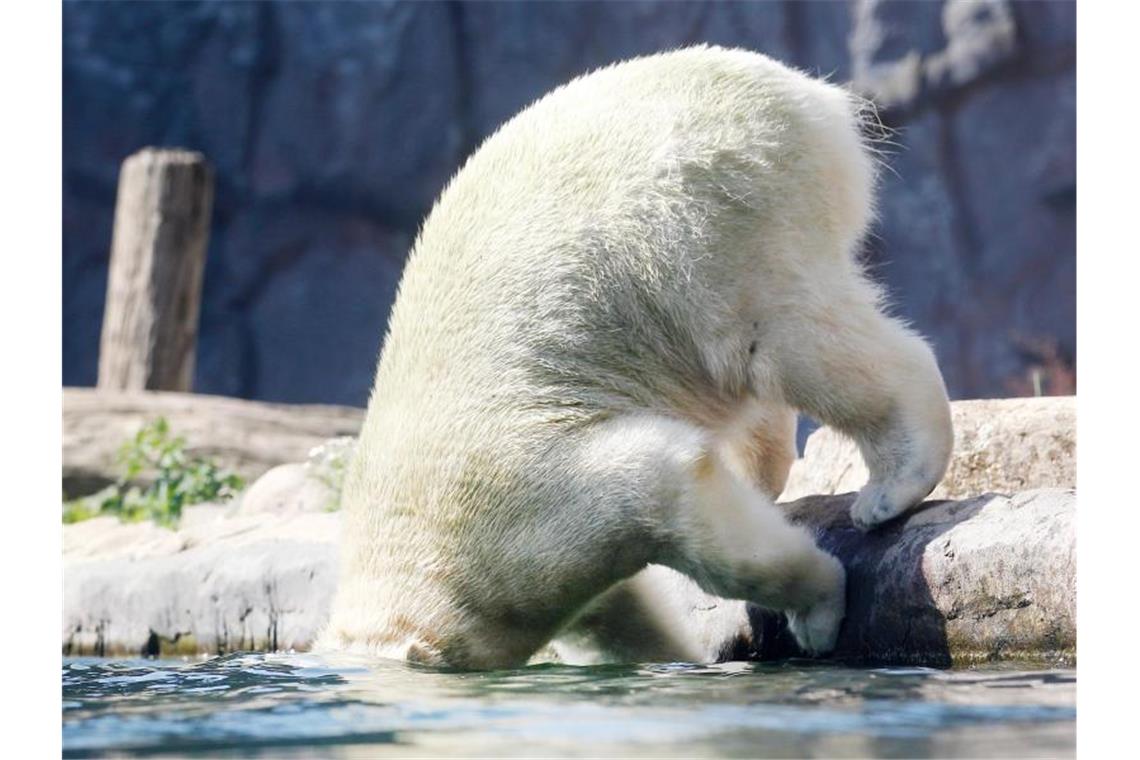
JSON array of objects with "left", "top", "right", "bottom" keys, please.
[{"left": 64, "top": 417, "right": 245, "bottom": 529}]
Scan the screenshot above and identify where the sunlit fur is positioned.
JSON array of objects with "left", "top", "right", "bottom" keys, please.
[{"left": 318, "top": 46, "right": 953, "bottom": 669}]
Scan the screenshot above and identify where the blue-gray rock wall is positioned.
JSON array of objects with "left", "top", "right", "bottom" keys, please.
[{"left": 63, "top": 0, "right": 1075, "bottom": 405}]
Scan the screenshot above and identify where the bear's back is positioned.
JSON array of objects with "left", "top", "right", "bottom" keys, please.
[{"left": 371, "top": 47, "right": 862, "bottom": 432}]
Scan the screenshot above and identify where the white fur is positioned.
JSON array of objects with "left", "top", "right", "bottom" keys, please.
[{"left": 318, "top": 46, "right": 953, "bottom": 669}]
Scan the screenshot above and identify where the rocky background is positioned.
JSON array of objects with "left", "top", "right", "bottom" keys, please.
[{"left": 63, "top": 0, "right": 1075, "bottom": 406}]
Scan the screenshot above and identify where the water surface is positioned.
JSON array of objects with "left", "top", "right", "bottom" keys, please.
[{"left": 63, "top": 653, "right": 1075, "bottom": 758}]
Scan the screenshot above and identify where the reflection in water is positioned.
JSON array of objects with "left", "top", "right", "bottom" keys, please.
[{"left": 63, "top": 653, "right": 1075, "bottom": 758}]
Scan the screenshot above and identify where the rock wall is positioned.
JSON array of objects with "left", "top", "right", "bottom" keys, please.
[{"left": 63, "top": 0, "right": 1075, "bottom": 405}]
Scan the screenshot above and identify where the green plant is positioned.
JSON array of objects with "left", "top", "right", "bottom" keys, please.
[{"left": 62, "top": 418, "right": 244, "bottom": 528}]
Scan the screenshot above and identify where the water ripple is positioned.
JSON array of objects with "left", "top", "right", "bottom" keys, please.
[{"left": 62, "top": 654, "right": 1075, "bottom": 758}]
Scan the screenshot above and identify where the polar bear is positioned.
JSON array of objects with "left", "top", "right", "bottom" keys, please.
[{"left": 319, "top": 46, "right": 953, "bottom": 669}]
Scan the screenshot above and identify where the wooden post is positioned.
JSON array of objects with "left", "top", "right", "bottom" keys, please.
[{"left": 97, "top": 148, "right": 214, "bottom": 392}]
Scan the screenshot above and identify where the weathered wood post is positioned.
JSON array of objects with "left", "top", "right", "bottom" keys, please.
[{"left": 97, "top": 148, "right": 214, "bottom": 392}]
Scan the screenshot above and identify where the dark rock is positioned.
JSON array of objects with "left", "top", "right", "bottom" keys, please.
[
  {"left": 1010, "top": 0, "right": 1076, "bottom": 61},
  {"left": 785, "top": 0, "right": 853, "bottom": 81},
  {"left": 62, "top": 0, "right": 1076, "bottom": 403},
  {"left": 205, "top": 208, "right": 410, "bottom": 404},
  {"left": 948, "top": 70, "right": 1076, "bottom": 396},
  {"left": 850, "top": 0, "right": 1018, "bottom": 110},
  {"left": 925, "top": 0, "right": 1018, "bottom": 92},
  {"left": 460, "top": 1, "right": 795, "bottom": 143},
  {"left": 62, "top": 195, "right": 114, "bottom": 387},
  {"left": 868, "top": 110, "right": 974, "bottom": 393},
  {"left": 249, "top": 2, "right": 463, "bottom": 224}
]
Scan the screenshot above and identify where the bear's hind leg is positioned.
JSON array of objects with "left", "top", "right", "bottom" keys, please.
[
  {"left": 670, "top": 448, "right": 846, "bottom": 654},
  {"left": 576, "top": 414, "right": 845, "bottom": 656}
]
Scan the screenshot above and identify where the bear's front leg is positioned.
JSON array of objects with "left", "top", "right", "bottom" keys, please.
[
  {"left": 766, "top": 274, "right": 954, "bottom": 531},
  {"left": 660, "top": 440, "right": 847, "bottom": 656},
  {"left": 843, "top": 330, "right": 953, "bottom": 530},
  {"left": 577, "top": 414, "right": 847, "bottom": 657}
]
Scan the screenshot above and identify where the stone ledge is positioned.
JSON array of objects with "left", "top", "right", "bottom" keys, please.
[
  {"left": 783, "top": 396, "right": 1075, "bottom": 502},
  {"left": 64, "top": 508, "right": 339, "bottom": 657},
  {"left": 63, "top": 488, "right": 1074, "bottom": 665}
]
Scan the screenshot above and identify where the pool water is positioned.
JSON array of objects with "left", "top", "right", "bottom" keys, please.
[{"left": 63, "top": 653, "right": 1075, "bottom": 758}]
